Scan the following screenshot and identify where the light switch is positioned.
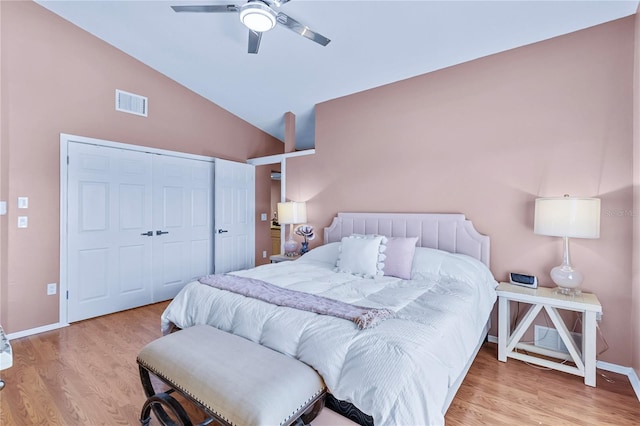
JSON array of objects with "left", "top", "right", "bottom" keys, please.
[
  {"left": 261, "top": 213, "right": 268, "bottom": 221},
  {"left": 0, "top": 201, "right": 6, "bottom": 215},
  {"left": 18, "top": 216, "right": 28, "bottom": 228},
  {"left": 18, "top": 197, "right": 28, "bottom": 209}
]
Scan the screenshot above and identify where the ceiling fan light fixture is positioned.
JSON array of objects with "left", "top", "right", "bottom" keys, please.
[{"left": 240, "top": 2, "right": 277, "bottom": 32}]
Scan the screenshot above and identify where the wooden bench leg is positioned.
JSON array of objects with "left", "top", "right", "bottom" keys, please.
[{"left": 139, "top": 365, "right": 193, "bottom": 426}]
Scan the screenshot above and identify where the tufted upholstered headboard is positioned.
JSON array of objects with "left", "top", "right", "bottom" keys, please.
[{"left": 323, "top": 212, "right": 490, "bottom": 268}]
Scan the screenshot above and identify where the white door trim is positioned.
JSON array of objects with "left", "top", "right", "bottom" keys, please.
[{"left": 59, "top": 133, "right": 217, "bottom": 326}]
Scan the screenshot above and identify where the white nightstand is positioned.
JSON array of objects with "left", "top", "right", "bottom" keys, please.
[
  {"left": 269, "top": 254, "right": 300, "bottom": 263},
  {"left": 496, "top": 282, "right": 602, "bottom": 387}
]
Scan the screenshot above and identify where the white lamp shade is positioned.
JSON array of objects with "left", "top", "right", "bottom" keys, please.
[
  {"left": 534, "top": 197, "right": 601, "bottom": 239},
  {"left": 277, "top": 202, "right": 307, "bottom": 225}
]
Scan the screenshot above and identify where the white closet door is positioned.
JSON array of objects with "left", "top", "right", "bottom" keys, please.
[
  {"left": 67, "top": 143, "right": 153, "bottom": 322},
  {"left": 214, "top": 159, "right": 255, "bottom": 274},
  {"left": 152, "top": 155, "right": 214, "bottom": 301}
]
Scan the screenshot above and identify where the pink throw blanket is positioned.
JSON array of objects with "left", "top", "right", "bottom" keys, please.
[{"left": 198, "top": 274, "right": 395, "bottom": 329}]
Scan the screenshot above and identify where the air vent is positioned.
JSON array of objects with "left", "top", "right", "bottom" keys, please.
[
  {"left": 534, "top": 325, "right": 582, "bottom": 353},
  {"left": 115, "top": 89, "right": 148, "bottom": 117}
]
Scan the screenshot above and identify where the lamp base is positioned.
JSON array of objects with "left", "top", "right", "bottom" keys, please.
[
  {"left": 284, "top": 238, "right": 298, "bottom": 257},
  {"left": 554, "top": 286, "right": 582, "bottom": 296},
  {"left": 550, "top": 264, "right": 583, "bottom": 297}
]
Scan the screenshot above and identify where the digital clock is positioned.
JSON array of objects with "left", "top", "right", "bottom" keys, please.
[{"left": 509, "top": 272, "right": 538, "bottom": 289}]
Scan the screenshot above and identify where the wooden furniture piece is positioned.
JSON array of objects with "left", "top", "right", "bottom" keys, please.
[
  {"left": 497, "top": 282, "right": 602, "bottom": 387},
  {"left": 270, "top": 253, "right": 300, "bottom": 263},
  {"left": 270, "top": 226, "right": 281, "bottom": 255},
  {"left": 137, "top": 324, "right": 326, "bottom": 426}
]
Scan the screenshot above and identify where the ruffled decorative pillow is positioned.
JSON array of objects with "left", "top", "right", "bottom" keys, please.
[
  {"left": 383, "top": 237, "right": 418, "bottom": 279},
  {"left": 335, "top": 234, "right": 387, "bottom": 278}
]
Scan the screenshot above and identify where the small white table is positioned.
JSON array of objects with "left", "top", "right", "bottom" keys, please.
[{"left": 497, "top": 282, "right": 602, "bottom": 387}]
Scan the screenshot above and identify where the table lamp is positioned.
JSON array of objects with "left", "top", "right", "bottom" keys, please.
[
  {"left": 534, "top": 195, "right": 601, "bottom": 295},
  {"left": 277, "top": 201, "right": 307, "bottom": 256}
]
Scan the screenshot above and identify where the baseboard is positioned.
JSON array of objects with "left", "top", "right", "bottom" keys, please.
[
  {"left": 487, "top": 334, "right": 640, "bottom": 402},
  {"left": 6, "top": 322, "right": 69, "bottom": 340}
]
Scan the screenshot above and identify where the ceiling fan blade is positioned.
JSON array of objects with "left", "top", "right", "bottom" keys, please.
[
  {"left": 171, "top": 5, "right": 239, "bottom": 13},
  {"left": 276, "top": 13, "right": 330, "bottom": 46},
  {"left": 248, "top": 30, "right": 262, "bottom": 54}
]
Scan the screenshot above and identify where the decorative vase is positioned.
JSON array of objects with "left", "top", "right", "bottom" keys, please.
[{"left": 300, "top": 241, "right": 309, "bottom": 255}]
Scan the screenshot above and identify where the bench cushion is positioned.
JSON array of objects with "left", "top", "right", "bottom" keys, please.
[{"left": 137, "top": 325, "right": 325, "bottom": 426}]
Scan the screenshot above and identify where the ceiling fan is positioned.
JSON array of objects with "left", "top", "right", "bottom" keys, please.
[{"left": 171, "top": 0, "right": 331, "bottom": 54}]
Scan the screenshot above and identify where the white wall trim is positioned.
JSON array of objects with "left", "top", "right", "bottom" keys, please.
[
  {"left": 7, "top": 322, "right": 68, "bottom": 340},
  {"left": 488, "top": 334, "right": 640, "bottom": 402},
  {"left": 246, "top": 148, "right": 315, "bottom": 166},
  {"left": 60, "top": 133, "right": 216, "bottom": 162}
]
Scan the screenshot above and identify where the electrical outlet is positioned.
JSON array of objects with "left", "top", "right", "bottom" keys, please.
[
  {"left": 47, "top": 283, "right": 57, "bottom": 295},
  {"left": 262, "top": 250, "right": 267, "bottom": 258},
  {"left": 17, "top": 216, "right": 28, "bottom": 228},
  {"left": 260, "top": 213, "right": 268, "bottom": 221}
]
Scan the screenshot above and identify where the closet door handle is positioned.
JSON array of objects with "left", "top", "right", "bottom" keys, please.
[
  {"left": 156, "top": 230, "right": 169, "bottom": 236},
  {"left": 217, "top": 229, "right": 228, "bottom": 234},
  {"left": 140, "top": 231, "right": 153, "bottom": 236}
]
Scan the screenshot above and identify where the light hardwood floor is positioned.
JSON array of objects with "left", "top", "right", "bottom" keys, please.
[{"left": 1, "top": 301, "right": 638, "bottom": 425}]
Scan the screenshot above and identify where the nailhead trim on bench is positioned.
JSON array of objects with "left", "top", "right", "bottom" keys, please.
[{"left": 280, "top": 388, "right": 326, "bottom": 425}]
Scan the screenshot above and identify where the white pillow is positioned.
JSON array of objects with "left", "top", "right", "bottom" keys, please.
[{"left": 335, "top": 235, "right": 386, "bottom": 278}]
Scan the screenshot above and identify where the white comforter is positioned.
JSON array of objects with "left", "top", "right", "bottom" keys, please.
[{"left": 161, "top": 244, "right": 497, "bottom": 426}]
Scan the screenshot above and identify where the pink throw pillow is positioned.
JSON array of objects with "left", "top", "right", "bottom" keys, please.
[{"left": 384, "top": 237, "right": 418, "bottom": 280}]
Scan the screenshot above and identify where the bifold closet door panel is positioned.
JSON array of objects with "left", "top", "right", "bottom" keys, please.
[
  {"left": 67, "top": 143, "right": 154, "bottom": 322},
  {"left": 214, "top": 158, "right": 255, "bottom": 274},
  {"left": 152, "top": 155, "right": 214, "bottom": 302}
]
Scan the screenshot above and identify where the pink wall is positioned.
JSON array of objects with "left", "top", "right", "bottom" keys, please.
[
  {"left": 0, "top": 1, "right": 283, "bottom": 333},
  {"left": 0, "top": 0, "right": 8, "bottom": 339},
  {"left": 633, "top": 5, "right": 640, "bottom": 379},
  {"left": 288, "top": 17, "right": 635, "bottom": 366}
]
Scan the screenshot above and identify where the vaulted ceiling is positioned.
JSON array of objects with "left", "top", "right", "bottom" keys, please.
[{"left": 36, "top": 1, "right": 639, "bottom": 149}]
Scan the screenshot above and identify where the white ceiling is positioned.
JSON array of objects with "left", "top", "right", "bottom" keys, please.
[{"left": 36, "top": 0, "right": 639, "bottom": 149}]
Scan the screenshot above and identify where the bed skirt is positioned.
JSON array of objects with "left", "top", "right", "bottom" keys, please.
[{"left": 326, "top": 394, "right": 373, "bottom": 426}]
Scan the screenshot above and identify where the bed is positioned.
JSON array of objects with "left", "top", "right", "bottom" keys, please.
[{"left": 161, "top": 212, "right": 498, "bottom": 425}]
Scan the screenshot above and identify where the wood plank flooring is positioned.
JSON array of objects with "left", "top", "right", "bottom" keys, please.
[{"left": 0, "top": 301, "right": 638, "bottom": 425}]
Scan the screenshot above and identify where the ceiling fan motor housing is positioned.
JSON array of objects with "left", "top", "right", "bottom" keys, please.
[{"left": 240, "top": 1, "right": 277, "bottom": 32}]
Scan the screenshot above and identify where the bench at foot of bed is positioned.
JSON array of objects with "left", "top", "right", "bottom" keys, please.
[{"left": 137, "top": 325, "right": 326, "bottom": 426}]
